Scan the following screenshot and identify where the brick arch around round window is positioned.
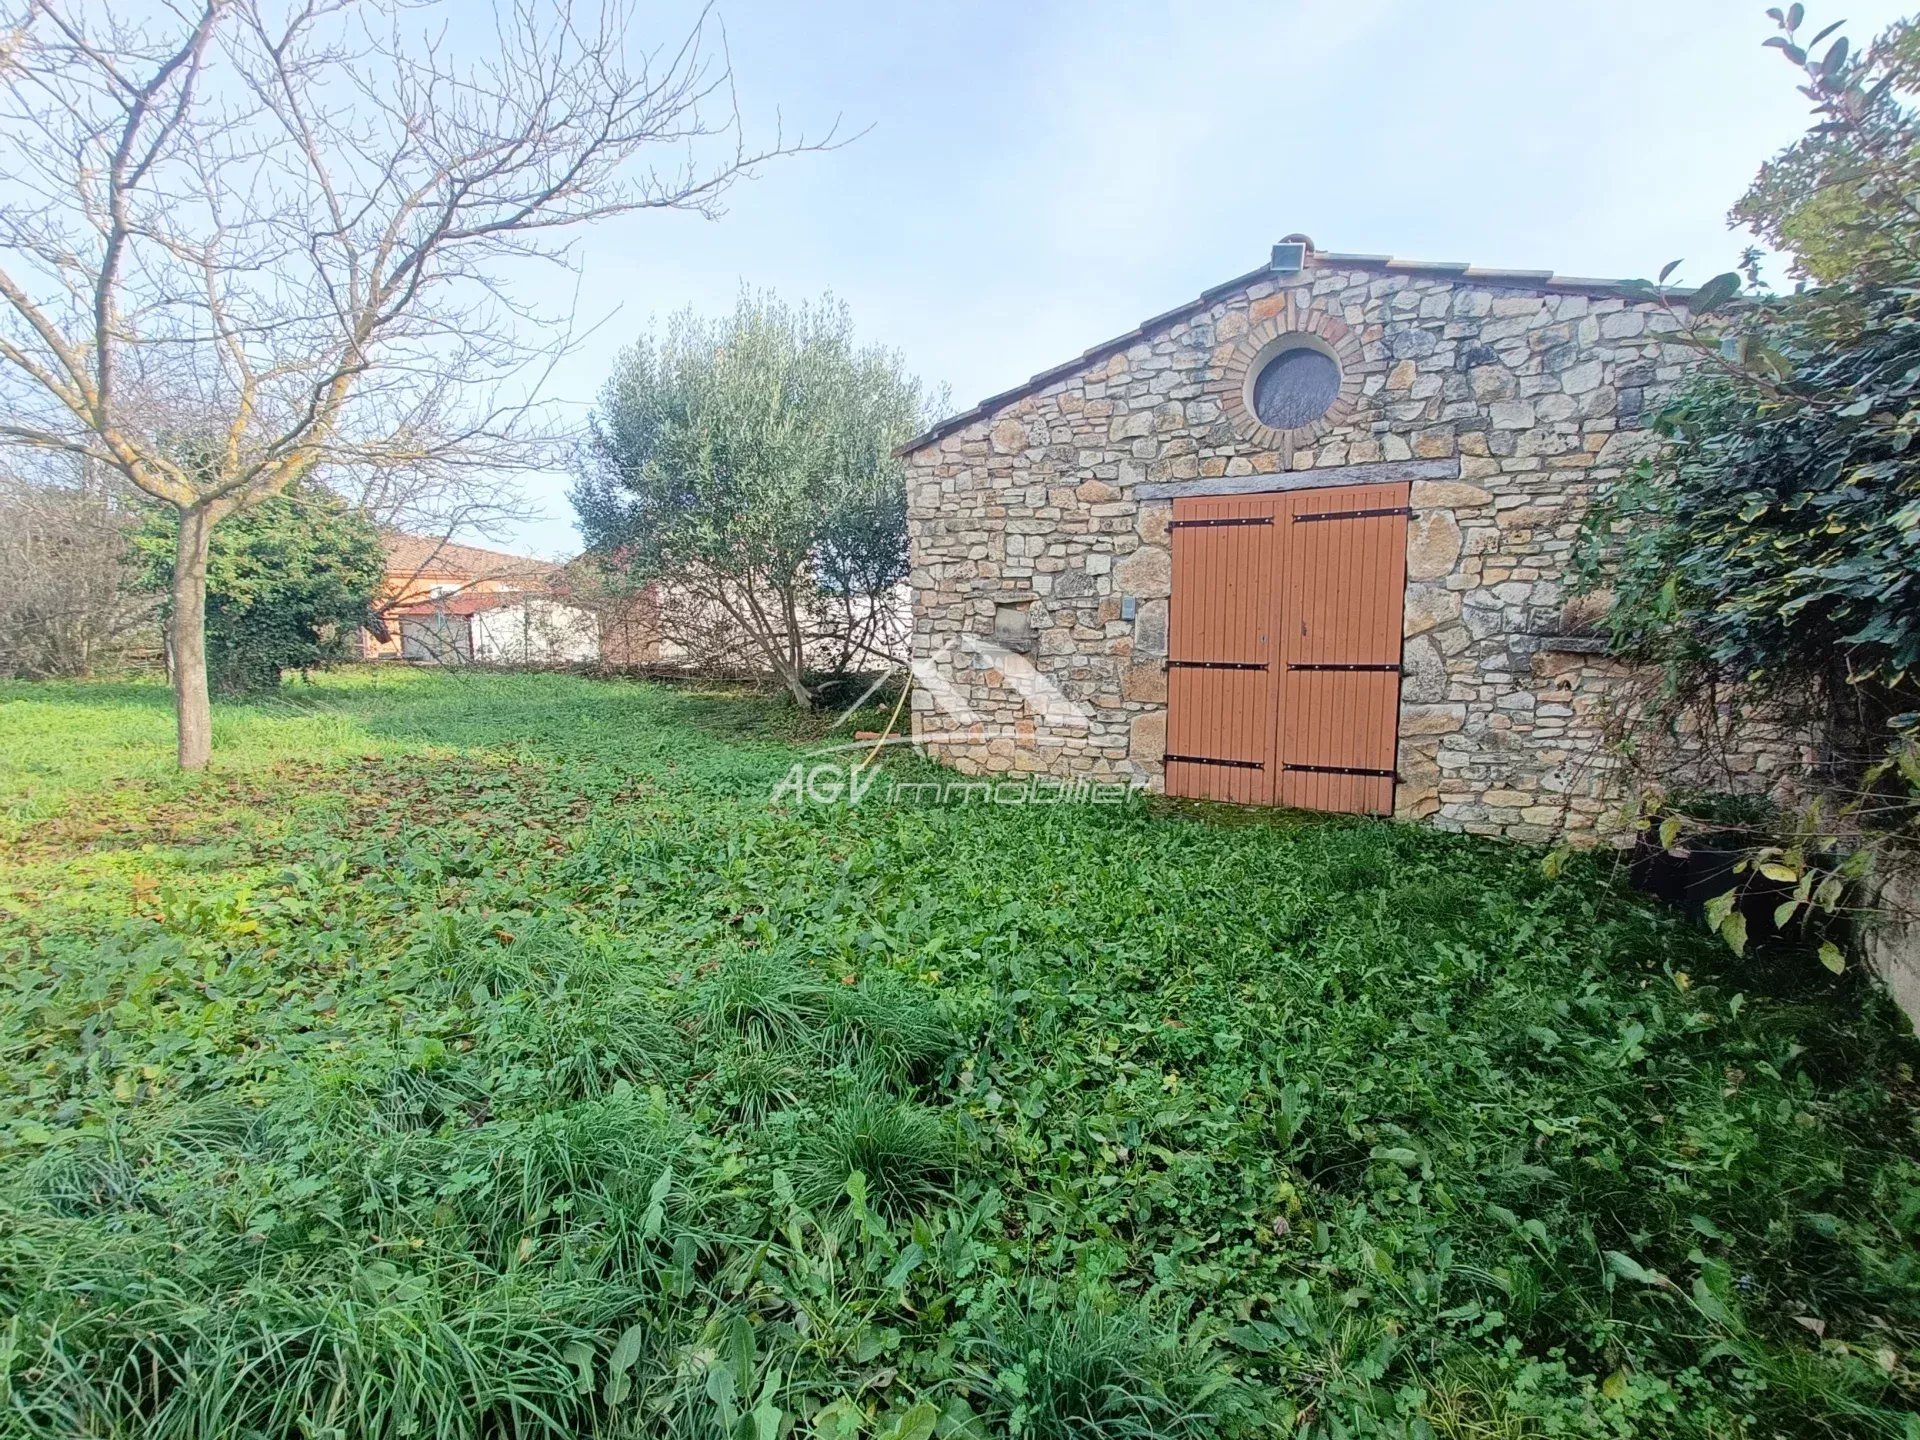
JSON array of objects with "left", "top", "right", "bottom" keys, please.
[{"left": 1212, "top": 300, "right": 1366, "bottom": 451}]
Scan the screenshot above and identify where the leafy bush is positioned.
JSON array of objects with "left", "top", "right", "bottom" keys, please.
[
  {"left": 1582, "top": 283, "right": 1920, "bottom": 714},
  {"left": 134, "top": 480, "right": 383, "bottom": 694},
  {"left": 1576, "top": 9, "right": 1920, "bottom": 966},
  {"left": 1583, "top": 8, "right": 1920, "bottom": 734}
]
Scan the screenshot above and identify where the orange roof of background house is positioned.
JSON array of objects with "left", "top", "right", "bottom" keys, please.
[{"left": 382, "top": 532, "right": 559, "bottom": 580}]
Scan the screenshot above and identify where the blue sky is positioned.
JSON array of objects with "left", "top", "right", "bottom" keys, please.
[{"left": 501, "top": 0, "right": 1906, "bottom": 556}]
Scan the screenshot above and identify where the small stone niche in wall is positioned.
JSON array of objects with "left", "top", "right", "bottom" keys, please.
[{"left": 992, "top": 599, "right": 1035, "bottom": 654}]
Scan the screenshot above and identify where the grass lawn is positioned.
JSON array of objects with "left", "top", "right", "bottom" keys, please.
[{"left": 3, "top": 668, "right": 1919, "bottom": 1439}]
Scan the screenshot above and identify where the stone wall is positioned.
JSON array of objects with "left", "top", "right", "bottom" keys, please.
[
  {"left": 1866, "top": 853, "right": 1920, "bottom": 1035},
  {"left": 903, "top": 254, "right": 1784, "bottom": 840}
]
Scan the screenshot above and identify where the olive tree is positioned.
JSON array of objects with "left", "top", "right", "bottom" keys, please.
[
  {"left": 572, "top": 292, "right": 936, "bottom": 708},
  {"left": 0, "top": 0, "right": 832, "bottom": 767}
]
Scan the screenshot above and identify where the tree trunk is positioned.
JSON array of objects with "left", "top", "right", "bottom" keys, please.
[
  {"left": 779, "top": 583, "right": 811, "bottom": 710},
  {"left": 170, "top": 503, "right": 215, "bottom": 770},
  {"left": 774, "top": 657, "right": 814, "bottom": 711}
]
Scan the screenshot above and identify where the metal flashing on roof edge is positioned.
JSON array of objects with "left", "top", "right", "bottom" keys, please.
[{"left": 895, "top": 243, "right": 1695, "bottom": 457}]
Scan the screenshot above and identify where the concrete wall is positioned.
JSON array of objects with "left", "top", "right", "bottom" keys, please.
[{"left": 470, "top": 600, "right": 600, "bottom": 665}]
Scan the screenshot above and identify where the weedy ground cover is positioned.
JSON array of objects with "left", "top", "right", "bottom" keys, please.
[{"left": 2, "top": 669, "right": 1917, "bottom": 1437}]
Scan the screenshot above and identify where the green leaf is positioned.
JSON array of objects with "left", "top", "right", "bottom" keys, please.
[
  {"left": 1689, "top": 271, "right": 1742, "bottom": 317},
  {"left": 642, "top": 1164, "right": 674, "bottom": 1238},
  {"left": 877, "top": 1401, "right": 940, "bottom": 1440},
  {"left": 812, "top": 1397, "right": 864, "bottom": 1440},
  {"left": 936, "top": 1398, "right": 989, "bottom": 1440},
  {"left": 603, "top": 1321, "right": 646, "bottom": 1407},
  {"left": 1719, "top": 909, "right": 1749, "bottom": 957},
  {"left": 704, "top": 1354, "right": 737, "bottom": 1412},
  {"left": 563, "top": 1340, "right": 594, "bottom": 1396},
  {"left": 603, "top": 1370, "right": 633, "bottom": 1409},
  {"left": 1605, "top": 1250, "right": 1669, "bottom": 1287},
  {"left": 727, "top": 1313, "right": 757, "bottom": 1399},
  {"left": 610, "top": 1323, "right": 646, "bottom": 1375},
  {"left": 882, "top": 1242, "right": 925, "bottom": 1290},
  {"left": 1819, "top": 941, "right": 1846, "bottom": 974},
  {"left": 1703, "top": 889, "right": 1737, "bottom": 932}
]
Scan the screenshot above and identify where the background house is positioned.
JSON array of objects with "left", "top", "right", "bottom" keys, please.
[
  {"left": 390, "top": 590, "right": 600, "bottom": 664},
  {"left": 365, "top": 534, "right": 600, "bottom": 666}
]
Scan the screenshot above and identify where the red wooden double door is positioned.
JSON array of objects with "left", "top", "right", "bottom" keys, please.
[{"left": 1163, "top": 482, "right": 1410, "bottom": 815}]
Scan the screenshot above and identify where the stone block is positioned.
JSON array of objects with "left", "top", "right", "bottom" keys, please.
[
  {"left": 1410, "top": 481, "right": 1492, "bottom": 510},
  {"left": 1128, "top": 707, "right": 1166, "bottom": 762},
  {"left": 1401, "top": 703, "right": 1467, "bottom": 736},
  {"left": 1134, "top": 598, "right": 1168, "bottom": 656},
  {"left": 1402, "top": 583, "right": 1462, "bottom": 636},
  {"left": 1113, "top": 543, "right": 1172, "bottom": 598},
  {"left": 1400, "top": 634, "right": 1448, "bottom": 703},
  {"left": 1122, "top": 661, "right": 1167, "bottom": 703},
  {"left": 1405, "top": 511, "right": 1464, "bottom": 581}
]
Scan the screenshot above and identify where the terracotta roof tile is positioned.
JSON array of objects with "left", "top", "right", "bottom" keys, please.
[{"left": 382, "top": 532, "right": 558, "bottom": 581}]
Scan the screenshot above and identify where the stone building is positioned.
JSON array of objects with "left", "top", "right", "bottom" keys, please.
[{"left": 900, "top": 237, "right": 1789, "bottom": 841}]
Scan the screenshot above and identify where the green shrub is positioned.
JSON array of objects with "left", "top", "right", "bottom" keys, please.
[{"left": 133, "top": 480, "right": 383, "bottom": 695}]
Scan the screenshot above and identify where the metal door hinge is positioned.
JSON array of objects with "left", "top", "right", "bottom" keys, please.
[
  {"left": 1293, "top": 506, "right": 1414, "bottom": 523},
  {"left": 1287, "top": 662, "right": 1401, "bottom": 673}
]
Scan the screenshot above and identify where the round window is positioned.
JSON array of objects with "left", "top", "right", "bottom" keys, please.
[{"left": 1250, "top": 346, "right": 1341, "bottom": 431}]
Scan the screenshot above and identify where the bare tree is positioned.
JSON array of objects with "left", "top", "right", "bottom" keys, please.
[
  {"left": 0, "top": 0, "right": 834, "bottom": 766},
  {"left": 0, "top": 456, "right": 157, "bottom": 677}
]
